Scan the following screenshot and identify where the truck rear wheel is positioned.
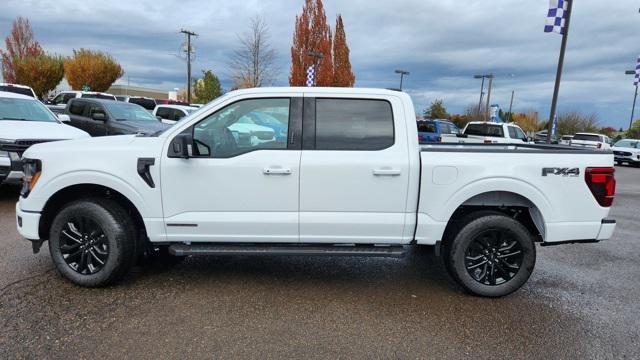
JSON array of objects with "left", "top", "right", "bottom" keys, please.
[
  {"left": 48, "top": 198, "right": 137, "bottom": 287},
  {"left": 445, "top": 213, "right": 536, "bottom": 297}
]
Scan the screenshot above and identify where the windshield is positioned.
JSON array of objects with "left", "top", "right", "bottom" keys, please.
[
  {"left": 0, "top": 97, "right": 58, "bottom": 122},
  {"left": 573, "top": 134, "right": 601, "bottom": 142},
  {"left": 129, "top": 97, "right": 157, "bottom": 110},
  {"left": 82, "top": 94, "right": 116, "bottom": 100},
  {"left": 614, "top": 140, "right": 639, "bottom": 148},
  {"left": 104, "top": 101, "right": 158, "bottom": 121},
  {"left": 0, "top": 85, "right": 34, "bottom": 98}
]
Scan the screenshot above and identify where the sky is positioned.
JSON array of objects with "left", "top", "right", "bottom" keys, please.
[{"left": 1, "top": 0, "right": 639, "bottom": 129}]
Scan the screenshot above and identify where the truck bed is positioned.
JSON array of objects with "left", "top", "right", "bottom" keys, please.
[{"left": 414, "top": 142, "right": 615, "bottom": 245}]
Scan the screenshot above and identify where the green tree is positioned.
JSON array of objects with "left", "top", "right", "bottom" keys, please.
[
  {"left": 14, "top": 53, "right": 64, "bottom": 99},
  {"left": 193, "top": 69, "right": 222, "bottom": 103},
  {"left": 627, "top": 120, "right": 640, "bottom": 139},
  {"left": 424, "top": 99, "right": 449, "bottom": 119}
]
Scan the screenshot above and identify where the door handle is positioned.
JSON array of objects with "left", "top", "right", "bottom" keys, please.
[
  {"left": 263, "top": 167, "right": 292, "bottom": 175},
  {"left": 373, "top": 168, "right": 401, "bottom": 176}
]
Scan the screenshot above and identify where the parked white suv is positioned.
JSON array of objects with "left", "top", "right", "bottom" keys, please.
[
  {"left": 47, "top": 91, "right": 117, "bottom": 114},
  {"left": 612, "top": 139, "right": 640, "bottom": 166},
  {"left": 0, "top": 83, "right": 37, "bottom": 98},
  {"left": 570, "top": 133, "right": 611, "bottom": 150},
  {"left": 153, "top": 105, "right": 198, "bottom": 124},
  {"left": 16, "top": 87, "right": 616, "bottom": 297},
  {"left": 0, "top": 92, "right": 89, "bottom": 184},
  {"left": 443, "top": 121, "right": 529, "bottom": 144}
]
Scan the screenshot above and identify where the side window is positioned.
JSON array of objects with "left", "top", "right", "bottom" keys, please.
[
  {"left": 508, "top": 126, "right": 517, "bottom": 139},
  {"left": 52, "top": 94, "right": 65, "bottom": 105},
  {"left": 62, "top": 93, "right": 76, "bottom": 104},
  {"left": 156, "top": 107, "right": 171, "bottom": 119},
  {"left": 417, "top": 121, "right": 436, "bottom": 133},
  {"left": 315, "top": 99, "right": 394, "bottom": 150},
  {"left": 513, "top": 127, "right": 526, "bottom": 141},
  {"left": 174, "top": 109, "right": 187, "bottom": 121},
  {"left": 192, "top": 98, "right": 290, "bottom": 158},
  {"left": 68, "top": 101, "right": 86, "bottom": 116},
  {"left": 87, "top": 104, "right": 106, "bottom": 119}
]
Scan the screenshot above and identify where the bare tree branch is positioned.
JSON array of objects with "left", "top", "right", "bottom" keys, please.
[{"left": 228, "top": 16, "right": 279, "bottom": 89}]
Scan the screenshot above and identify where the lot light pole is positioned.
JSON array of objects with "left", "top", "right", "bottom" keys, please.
[
  {"left": 395, "top": 70, "right": 410, "bottom": 90},
  {"left": 625, "top": 70, "right": 638, "bottom": 130},
  {"left": 474, "top": 74, "right": 494, "bottom": 120},
  {"left": 180, "top": 29, "right": 198, "bottom": 103},
  {"left": 507, "top": 90, "right": 515, "bottom": 122}
]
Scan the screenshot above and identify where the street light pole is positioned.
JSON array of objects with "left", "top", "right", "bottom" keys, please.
[
  {"left": 476, "top": 76, "right": 485, "bottom": 115},
  {"left": 508, "top": 90, "right": 515, "bottom": 122},
  {"left": 395, "top": 70, "right": 410, "bottom": 90},
  {"left": 485, "top": 74, "right": 494, "bottom": 121},
  {"left": 474, "top": 74, "right": 494, "bottom": 121},
  {"left": 626, "top": 70, "right": 638, "bottom": 130}
]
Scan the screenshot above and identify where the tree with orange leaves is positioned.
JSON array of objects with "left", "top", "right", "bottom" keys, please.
[
  {"left": 64, "top": 49, "right": 124, "bottom": 92},
  {"left": 289, "top": 0, "right": 334, "bottom": 86},
  {"left": 0, "top": 17, "right": 44, "bottom": 83},
  {"left": 332, "top": 15, "right": 354, "bottom": 87}
]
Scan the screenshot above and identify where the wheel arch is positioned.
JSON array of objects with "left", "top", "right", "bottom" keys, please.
[{"left": 38, "top": 183, "right": 146, "bottom": 241}]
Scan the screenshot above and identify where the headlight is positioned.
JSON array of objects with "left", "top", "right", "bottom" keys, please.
[{"left": 21, "top": 159, "right": 42, "bottom": 198}]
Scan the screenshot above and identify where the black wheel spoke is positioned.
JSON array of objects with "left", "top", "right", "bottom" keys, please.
[
  {"left": 59, "top": 215, "right": 108, "bottom": 275},
  {"left": 465, "top": 228, "right": 525, "bottom": 287}
]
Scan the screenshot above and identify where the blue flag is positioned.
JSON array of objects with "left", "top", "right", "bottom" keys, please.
[{"left": 545, "top": 0, "right": 569, "bottom": 35}]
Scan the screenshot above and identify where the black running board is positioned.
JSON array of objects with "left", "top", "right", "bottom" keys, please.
[{"left": 168, "top": 244, "right": 406, "bottom": 258}]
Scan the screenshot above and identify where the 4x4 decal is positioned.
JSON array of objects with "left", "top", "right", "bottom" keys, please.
[{"left": 542, "top": 167, "right": 580, "bottom": 177}]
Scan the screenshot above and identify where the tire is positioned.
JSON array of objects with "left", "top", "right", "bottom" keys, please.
[
  {"left": 444, "top": 213, "right": 536, "bottom": 297},
  {"left": 48, "top": 198, "right": 137, "bottom": 287}
]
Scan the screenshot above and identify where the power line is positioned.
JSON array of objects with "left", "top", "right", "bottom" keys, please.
[{"left": 180, "top": 29, "right": 198, "bottom": 103}]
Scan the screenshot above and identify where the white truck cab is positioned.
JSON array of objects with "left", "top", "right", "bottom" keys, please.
[
  {"left": 570, "top": 133, "right": 611, "bottom": 150},
  {"left": 15, "top": 87, "right": 617, "bottom": 297},
  {"left": 47, "top": 91, "right": 117, "bottom": 114},
  {"left": 444, "top": 121, "right": 529, "bottom": 144}
]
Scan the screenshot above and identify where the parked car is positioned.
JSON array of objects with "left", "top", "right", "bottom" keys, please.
[
  {"left": 612, "top": 139, "right": 640, "bottom": 166},
  {"left": 241, "top": 111, "right": 288, "bottom": 143},
  {"left": 155, "top": 99, "right": 190, "bottom": 106},
  {"left": 16, "top": 88, "right": 617, "bottom": 298},
  {"left": 417, "top": 119, "right": 460, "bottom": 143},
  {"left": 115, "top": 96, "right": 157, "bottom": 111},
  {"left": 443, "top": 121, "right": 529, "bottom": 144},
  {"left": 64, "top": 98, "right": 169, "bottom": 136},
  {"left": 570, "top": 133, "right": 611, "bottom": 150},
  {"left": 559, "top": 135, "right": 574, "bottom": 145},
  {"left": 153, "top": 105, "right": 198, "bottom": 124},
  {"left": 533, "top": 130, "right": 558, "bottom": 144},
  {"left": 0, "top": 83, "right": 37, "bottom": 98},
  {"left": 47, "top": 91, "right": 117, "bottom": 114},
  {"left": 0, "top": 91, "right": 89, "bottom": 185}
]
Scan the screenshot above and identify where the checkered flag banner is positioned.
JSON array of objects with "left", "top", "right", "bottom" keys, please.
[
  {"left": 544, "top": 0, "right": 569, "bottom": 35},
  {"left": 634, "top": 56, "right": 640, "bottom": 86},
  {"left": 306, "top": 65, "right": 315, "bottom": 87}
]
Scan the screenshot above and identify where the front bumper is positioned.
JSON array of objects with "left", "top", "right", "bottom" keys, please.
[
  {"left": 16, "top": 202, "right": 41, "bottom": 240},
  {"left": 614, "top": 155, "right": 640, "bottom": 164}
]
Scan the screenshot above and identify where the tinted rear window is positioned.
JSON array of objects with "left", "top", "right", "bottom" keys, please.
[
  {"left": 128, "top": 97, "right": 156, "bottom": 110},
  {"left": 417, "top": 121, "right": 436, "bottom": 133},
  {"left": 315, "top": 99, "right": 394, "bottom": 150},
  {"left": 0, "top": 85, "right": 34, "bottom": 97},
  {"left": 68, "top": 100, "right": 87, "bottom": 116},
  {"left": 573, "top": 134, "right": 601, "bottom": 142},
  {"left": 465, "top": 123, "right": 504, "bottom": 137}
]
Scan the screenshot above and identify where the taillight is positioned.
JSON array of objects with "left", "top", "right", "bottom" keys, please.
[
  {"left": 484, "top": 139, "right": 492, "bottom": 144},
  {"left": 597, "top": 143, "right": 602, "bottom": 149},
  {"left": 585, "top": 167, "right": 615, "bottom": 207},
  {"left": 436, "top": 136, "right": 442, "bottom": 143}
]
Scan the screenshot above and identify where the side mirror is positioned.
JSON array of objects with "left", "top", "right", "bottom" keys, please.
[
  {"left": 92, "top": 112, "right": 106, "bottom": 121},
  {"left": 169, "top": 132, "right": 193, "bottom": 159},
  {"left": 57, "top": 114, "right": 71, "bottom": 122},
  {"left": 156, "top": 115, "right": 163, "bottom": 121}
]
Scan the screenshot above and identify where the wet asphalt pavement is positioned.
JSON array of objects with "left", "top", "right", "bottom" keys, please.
[{"left": 0, "top": 166, "right": 638, "bottom": 359}]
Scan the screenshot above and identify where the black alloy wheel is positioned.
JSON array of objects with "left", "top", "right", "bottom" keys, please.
[
  {"left": 464, "top": 228, "right": 524, "bottom": 286},
  {"left": 59, "top": 217, "right": 109, "bottom": 275}
]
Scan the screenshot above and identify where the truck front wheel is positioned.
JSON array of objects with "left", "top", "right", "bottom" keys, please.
[
  {"left": 48, "top": 198, "right": 137, "bottom": 287},
  {"left": 445, "top": 214, "right": 536, "bottom": 297}
]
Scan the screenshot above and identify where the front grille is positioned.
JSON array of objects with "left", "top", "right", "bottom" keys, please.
[
  {"left": 614, "top": 151, "right": 632, "bottom": 157},
  {"left": 0, "top": 139, "right": 60, "bottom": 154}
]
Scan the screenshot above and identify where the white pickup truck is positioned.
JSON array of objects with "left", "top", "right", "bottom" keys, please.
[
  {"left": 15, "top": 88, "right": 617, "bottom": 297},
  {"left": 442, "top": 121, "right": 530, "bottom": 144}
]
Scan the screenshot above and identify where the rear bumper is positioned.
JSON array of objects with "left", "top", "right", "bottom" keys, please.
[
  {"left": 16, "top": 202, "right": 41, "bottom": 240},
  {"left": 596, "top": 219, "right": 616, "bottom": 240}
]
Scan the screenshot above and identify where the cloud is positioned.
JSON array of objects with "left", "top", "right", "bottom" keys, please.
[{"left": 1, "top": 0, "right": 638, "bottom": 128}]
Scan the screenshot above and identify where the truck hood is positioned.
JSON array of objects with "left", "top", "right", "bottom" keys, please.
[
  {"left": 0, "top": 120, "right": 89, "bottom": 140},
  {"left": 115, "top": 120, "right": 170, "bottom": 135},
  {"left": 23, "top": 134, "right": 145, "bottom": 159}
]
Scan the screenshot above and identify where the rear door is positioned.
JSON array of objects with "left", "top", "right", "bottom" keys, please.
[
  {"left": 85, "top": 103, "right": 108, "bottom": 136},
  {"left": 299, "top": 96, "right": 411, "bottom": 244},
  {"left": 67, "top": 100, "right": 89, "bottom": 131}
]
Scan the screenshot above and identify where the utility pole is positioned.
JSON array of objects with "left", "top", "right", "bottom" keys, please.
[
  {"left": 625, "top": 70, "right": 638, "bottom": 130},
  {"left": 485, "top": 74, "right": 494, "bottom": 121},
  {"left": 546, "top": 0, "right": 573, "bottom": 143},
  {"left": 474, "top": 74, "right": 494, "bottom": 121},
  {"left": 395, "top": 69, "right": 410, "bottom": 90},
  {"left": 307, "top": 51, "right": 324, "bottom": 86},
  {"left": 508, "top": 90, "right": 515, "bottom": 122},
  {"left": 180, "top": 29, "right": 198, "bottom": 103}
]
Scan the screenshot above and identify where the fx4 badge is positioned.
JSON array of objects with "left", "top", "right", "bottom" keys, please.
[{"left": 542, "top": 167, "right": 580, "bottom": 177}]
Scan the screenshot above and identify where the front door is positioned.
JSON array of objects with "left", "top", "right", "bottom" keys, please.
[
  {"left": 299, "top": 97, "right": 411, "bottom": 244},
  {"left": 160, "top": 96, "right": 303, "bottom": 243}
]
